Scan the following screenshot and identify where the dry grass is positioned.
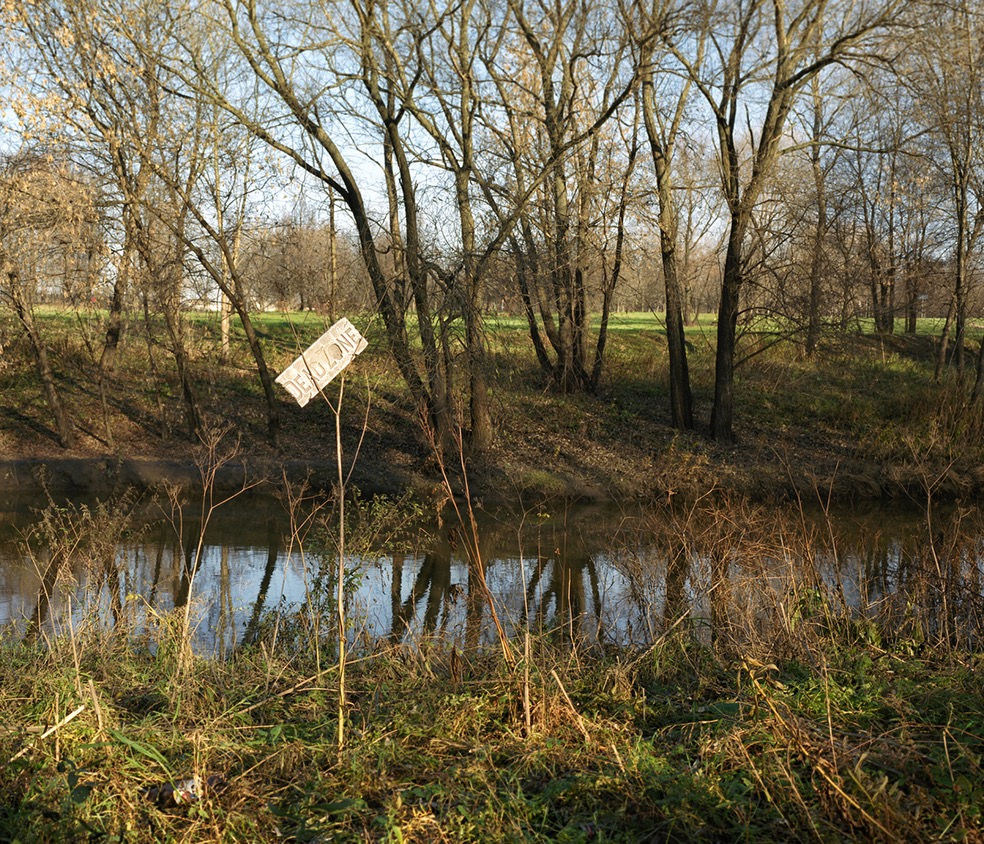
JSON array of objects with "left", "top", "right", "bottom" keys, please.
[{"left": 1, "top": 490, "right": 982, "bottom": 843}]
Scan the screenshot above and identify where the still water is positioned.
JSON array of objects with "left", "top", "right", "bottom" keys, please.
[{"left": 1, "top": 488, "right": 981, "bottom": 653}]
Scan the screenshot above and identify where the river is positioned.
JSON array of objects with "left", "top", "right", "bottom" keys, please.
[{"left": 1, "top": 487, "right": 981, "bottom": 654}]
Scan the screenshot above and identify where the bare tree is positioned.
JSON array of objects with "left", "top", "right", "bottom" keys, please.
[
  {"left": 801, "top": 72, "right": 839, "bottom": 353},
  {"left": 172, "top": 0, "right": 475, "bottom": 448},
  {"left": 5, "top": 0, "right": 214, "bottom": 439},
  {"left": 906, "top": 0, "right": 984, "bottom": 378},
  {"left": 386, "top": 0, "right": 495, "bottom": 451},
  {"left": 244, "top": 218, "right": 368, "bottom": 313},
  {"left": 774, "top": 66, "right": 883, "bottom": 351},
  {"left": 481, "top": 0, "right": 638, "bottom": 392},
  {"left": 6, "top": 0, "right": 167, "bottom": 375},
  {"left": 0, "top": 153, "right": 102, "bottom": 448},
  {"left": 145, "top": 30, "right": 285, "bottom": 444},
  {"left": 632, "top": 0, "right": 698, "bottom": 428},
  {"left": 663, "top": 0, "right": 903, "bottom": 441}
]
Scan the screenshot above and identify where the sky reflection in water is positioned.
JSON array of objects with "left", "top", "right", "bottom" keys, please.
[{"left": 1, "top": 491, "right": 980, "bottom": 653}]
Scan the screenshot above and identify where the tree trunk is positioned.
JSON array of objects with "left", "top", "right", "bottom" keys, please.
[
  {"left": 238, "top": 308, "right": 280, "bottom": 443},
  {"left": 654, "top": 161, "right": 694, "bottom": 429},
  {"left": 935, "top": 300, "right": 955, "bottom": 381},
  {"left": 641, "top": 70, "right": 694, "bottom": 429},
  {"left": 161, "top": 304, "right": 203, "bottom": 440},
  {"left": 710, "top": 226, "right": 743, "bottom": 442},
  {"left": 100, "top": 267, "right": 127, "bottom": 373},
  {"left": 904, "top": 264, "right": 918, "bottom": 335},
  {"left": 972, "top": 337, "right": 984, "bottom": 403},
  {"left": 7, "top": 270, "right": 75, "bottom": 448},
  {"left": 952, "top": 200, "right": 968, "bottom": 374},
  {"left": 591, "top": 168, "right": 631, "bottom": 391},
  {"left": 454, "top": 157, "right": 492, "bottom": 454},
  {"left": 663, "top": 240, "right": 695, "bottom": 430},
  {"left": 220, "top": 291, "right": 231, "bottom": 364},
  {"left": 513, "top": 240, "right": 553, "bottom": 375},
  {"left": 805, "top": 91, "right": 828, "bottom": 357},
  {"left": 466, "top": 315, "right": 492, "bottom": 454}
]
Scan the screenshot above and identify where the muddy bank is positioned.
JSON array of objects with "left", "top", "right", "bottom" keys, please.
[
  {"left": 2, "top": 446, "right": 982, "bottom": 507},
  {"left": 0, "top": 456, "right": 418, "bottom": 501}
]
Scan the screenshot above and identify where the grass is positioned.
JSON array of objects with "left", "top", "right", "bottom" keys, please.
[
  {"left": 1, "top": 489, "right": 982, "bottom": 843},
  {"left": 1, "top": 610, "right": 981, "bottom": 842}
]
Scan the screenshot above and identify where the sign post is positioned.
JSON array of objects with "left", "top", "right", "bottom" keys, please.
[
  {"left": 275, "top": 316, "right": 368, "bottom": 754},
  {"left": 275, "top": 317, "right": 368, "bottom": 406}
]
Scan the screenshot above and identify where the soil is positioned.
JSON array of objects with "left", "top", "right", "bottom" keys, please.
[{"left": 2, "top": 375, "right": 979, "bottom": 507}]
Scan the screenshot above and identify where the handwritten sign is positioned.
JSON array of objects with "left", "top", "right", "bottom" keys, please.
[{"left": 276, "top": 317, "right": 368, "bottom": 407}]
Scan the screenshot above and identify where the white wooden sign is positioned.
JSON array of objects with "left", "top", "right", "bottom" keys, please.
[{"left": 276, "top": 317, "right": 368, "bottom": 407}]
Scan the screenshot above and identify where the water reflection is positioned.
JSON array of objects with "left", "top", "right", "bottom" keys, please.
[
  {"left": 241, "top": 521, "right": 280, "bottom": 646},
  {"left": 1, "top": 493, "right": 983, "bottom": 653}
]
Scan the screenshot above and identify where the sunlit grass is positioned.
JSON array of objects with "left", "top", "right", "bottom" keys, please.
[{"left": 2, "top": 491, "right": 982, "bottom": 843}]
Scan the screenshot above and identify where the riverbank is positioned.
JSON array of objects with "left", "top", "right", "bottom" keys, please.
[
  {"left": 2, "top": 582, "right": 981, "bottom": 842},
  {"left": 2, "top": 314, "right": 983, "bottom": 505},
  {"left": 2, "top": 392, "right": 982, "bottom": 509},
  {"left": 3, "top": 421, "right": 982, "bottom": 506}
]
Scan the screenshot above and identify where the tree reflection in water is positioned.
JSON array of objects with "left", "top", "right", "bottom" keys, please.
[
  {"left": 241, "top": 520, "right": 281, "bottom": 647},
  {"left": 7, "top": 495, "right": 984, "bottom": 654},
  {"left": 524, "top": 550, "right": 604, "bottom": 645},
  {"left": 390, "top": 532, "right": 487, "bottom": 649},
  {"left": 392, "top": 548, "right": 453, "bottom": 641},
  {"left": 172, "top": 517, "right": 203, "bottom": 612}
]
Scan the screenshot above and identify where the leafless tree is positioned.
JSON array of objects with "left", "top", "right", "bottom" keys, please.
[
  {"left": 662, "top": 0, "right": 903, "bottom": 441},
  {"left": 0, "top": 152, "right": 102, "bottom": 448},
  {"left": 480, "top": 0, "right": 638, "bottom": 392},
  {"left": 630, "top": 0, "right": 699, "bottom": 428},
  {"left": 905, "top": 0, "right": 984, "bottom": 379}
]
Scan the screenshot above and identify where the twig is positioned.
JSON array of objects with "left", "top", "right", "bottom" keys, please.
[
  {"left": 551, "top": 669, "right": 591, "bottom": 744},
  {"left": 626, "top": 608, "right": 692, "bottom": 671},
  {"left": 9, "top": 705, "right": 86, "bottom": 763},
  {"left": 88, "top": 678, "right": 104, "bottom": 735},
  {"left": 235, "top": 668, "right": 338, "bottom": 718}
]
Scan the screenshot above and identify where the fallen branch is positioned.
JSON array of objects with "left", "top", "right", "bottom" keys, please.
[{"left": 9, "top": 704, "right": 86, "bottom": 763}]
